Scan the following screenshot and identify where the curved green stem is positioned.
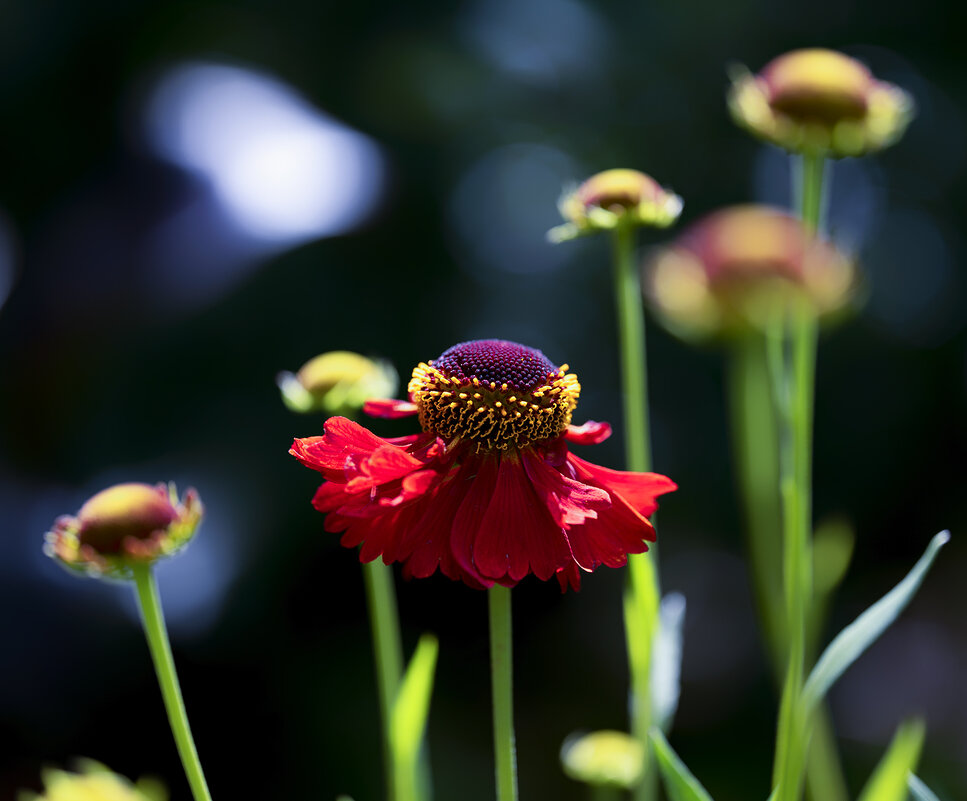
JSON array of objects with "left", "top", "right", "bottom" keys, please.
[
  {"left": 488, "top": 585, "right": 518, "bottom": 801},
  {"left": 363, "top": 560, "right": 406, "bottom": 801},
  {"left": 611, "top": 222, "right": 660, "bottom": 801},
  {"left": 132, "top": 564, "right": 213, "bottom": 801}
]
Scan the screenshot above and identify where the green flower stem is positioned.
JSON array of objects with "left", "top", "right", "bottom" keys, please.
[
  {"left": 132, "top": 563, "right": 213, "bottom": 801},
  {"left": 727, "top": 332, "right": 785, "bottom": 670},
  {"left": 612, "top": 223, "right": 652, "bottom": 473},
  {"left": 766, "top": 313, "right": 808, "bottom": 801},
  {"left": 611, "top": 222, "right": 660, "bottom": 801},
  {"left": 362, "top": 559, "right": 406, "bottom": 801},
  {"left": 488, "top": 585, "right": 518, "bottom": 801},
  {"left": 772, "top": 152, "right": 827, "bottom": 801},
  {"left": 590, "top": 785, "right": 622, "bottom": 801}
]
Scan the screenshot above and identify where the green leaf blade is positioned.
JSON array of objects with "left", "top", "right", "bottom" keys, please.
[
  {"left": 649, "top": 728, "right": 715, "bottom": 801},
  {"left": 802, "top": 532, "right": 949, "bottom": 714},
  {"left": 908, "top": 774, "right": 943, "bottom": 801},
  {"left": 856, "top": 719, "right": 925, "bottom": 801},
  {"left": 390, "top": 634, "right": 439, "bottom": 762}
]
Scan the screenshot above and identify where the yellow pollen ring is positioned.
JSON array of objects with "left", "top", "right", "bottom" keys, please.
[{"left": 408, "top": 362, "right": 581, "bottom": 451}]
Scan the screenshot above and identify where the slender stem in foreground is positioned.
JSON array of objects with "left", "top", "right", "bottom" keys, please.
[
  {"left": 132, "top": 563, "right": 213, "bottom": 801},
  {"left": 488, "top": 585, "right": 518, "bottom": 801},
  {"left": 611, "top": 222, "right": 660, "bottom": 801},
  {"left": 363, "top": 559, "right": 406, "bottom": 801}
]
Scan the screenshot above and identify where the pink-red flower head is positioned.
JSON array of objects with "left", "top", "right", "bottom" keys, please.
[
  {"left": 729, "top": 48, "right": 913, "bottom": 157},
  {"left": 45, "top": 482, "right": 203, "bottom": 579},
  {"left": 645, "top": 205, "right": 855, "bottom": 338},
  {"left": 291, "top": 339, "right": 676, "bottom": 590}
]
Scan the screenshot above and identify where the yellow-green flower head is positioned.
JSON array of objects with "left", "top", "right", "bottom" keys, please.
[
  {"left": 728, "top": 48, "right": 914, "bottom": 157},
  {"left": 560, "top": 730, "right": 645, "bottom": 789},
  {"left": 548, "top": 169, "right": 683, "bottom": 243},
  {"left": 645, "top": 205, "right": 855, "bottom": 338},
  {"left": 20, "top": 760, "right": 166, "bottom": 801},
  {"left": 277, "top": 350, "right": 399, "bottom": 415},
  {"left": 45, "top": 483, "right": 203, "bottom": 579}
]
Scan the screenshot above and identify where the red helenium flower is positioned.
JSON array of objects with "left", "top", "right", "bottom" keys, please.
[{"left": 290, "top": 339, "right": 677, "bottom": 590}]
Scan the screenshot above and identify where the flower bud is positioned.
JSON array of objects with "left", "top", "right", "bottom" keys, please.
[
  {"left": 561, "top": 730, "right": 645, "bottom": 789},
  {"left": 645, "top": 205, "right": 855, "bottom": 338},
  {"left": 548, "top": 169, "right": 683, "bottom": 243},
  {"left": 277, "top": 350, "right": 398, "bottom": 415},
  {"left": 728, "top": 48, "right": 913, "bottom": 157},
  {"left": 22, "top": 760, "right": 166, "bottom": 801},
  {"left": 45, "top": 483, "right": 202, "bottom": 579}
]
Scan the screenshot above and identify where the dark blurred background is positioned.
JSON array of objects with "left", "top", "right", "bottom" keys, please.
[{"left": 1, "top": 0, "right": 965, "bottom": 799}]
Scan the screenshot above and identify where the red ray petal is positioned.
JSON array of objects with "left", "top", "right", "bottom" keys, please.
[
  {"left": 521, "top": 448, "right": 611, "bottom": 528},
  {"left": 564, "top": 420, "right": 613, "bottom": 445},
  {"left": 364, "top": 398, "right": 420, "bottom": 419},
  {"left": 474, "top": 454, "right": 570, "bottom": 582},
  {"left": 567, "top": 453, "right": 677, "bottom": 517}
]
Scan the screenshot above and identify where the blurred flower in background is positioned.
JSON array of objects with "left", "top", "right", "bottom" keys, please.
[
  {"left": 277, "top": 351, "right": 398, "bottom": 416},
  {"left": 728, "top": 48, "right": 914, "bottom": 156},
  {"left": 19, "top": 760, "right": 166, "bottom": 801},
  {"left": 645, "top": 205, "right": 855, "bottom": 339}
]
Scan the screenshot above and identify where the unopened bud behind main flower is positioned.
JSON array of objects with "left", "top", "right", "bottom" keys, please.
[
  {"left": 729, "top": 48, "right": 913, "bottom": 157},
  {"left": 291, "top": 339, "right": 677, "bottom": 590},
  {"left": 278, "top": 350, "right": 398, "bottom": 415}
]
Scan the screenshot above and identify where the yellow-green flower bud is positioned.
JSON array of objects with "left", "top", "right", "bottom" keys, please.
[
  {"left": 645, "top": 205, "right": 855, "bottom": 339},
  {"left": 728, "top": 48, "right": 914, "bottom": 157},
  {"left": 548, "top": 169, "right": 683, "bottom": 243},
  {"left": 277, "top": 350, "right": 398, "bottom": 415},
  {"left": 45, "top": 483, "right": 203, "bottom": 579},
  {"left": 560, "top": 730, "right": 645, "bottom": 789},
  {"left": 20, "top": 760, "right": 166, "bottom": 801}
]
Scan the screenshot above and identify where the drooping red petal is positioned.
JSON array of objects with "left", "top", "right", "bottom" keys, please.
[
  {"left": 562, "top": 454, "right": 659, "bottom": 570},
  {"left": 473, "top": 454, "right": 571, "bottom": 582},
  {"left": 449, "top": 455, "right": 504, "bottom": 582},
  {"left": 565, "top": 420, "right": 613, "bottom": 445},
  {"left": 395, "top": 460, "right": 491, "bottom": 587},
  {"left": 364, "top": 398, "right": 420, "bottom": 419},
  {"left": 567, "top": 453, "right": 677, "bottom": 518},
  {"left": 290, "top": 417, "right": 422, "bottom": 481},
  {"left": 377, "top": 469, "right": 441, "bottom": 507},
  {"left": 555, "top": 562, "right": 583, "bottom": 592},
  {"left": 520, "top": 449, "right": 611, "bottom": 528}
]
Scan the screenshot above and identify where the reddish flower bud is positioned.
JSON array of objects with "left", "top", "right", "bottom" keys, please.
[
  {"left": 46, "top": 482, "right": 203, "bottom": 579},
  {"left": 729, "top": 48, "right": 913, "bottom": 157},
  {"left": 645, "top": 205, "right": 855, "bottom": 338},
  {"left": 549, "top": 169, "right": 682, "bottom": 243}
]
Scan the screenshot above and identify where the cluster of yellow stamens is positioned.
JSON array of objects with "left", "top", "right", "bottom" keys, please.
[{"left": 409, "top": 361, "right": 580, "bottom": 452}]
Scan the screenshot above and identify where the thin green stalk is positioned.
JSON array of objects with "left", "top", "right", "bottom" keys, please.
[
  {"left": 611, "top": 223, "right": 652, "bottom": 473},
  {"left": 766, "top": 316, "right": 805, "bottom": 801},
  {"left": 590, "top": 785, "right": 622, "bottom": 801},
  {"left": 363, "top": 559, "right": 405, "bottom": 801},
  {"left": 488, "top": 585, "right": 518, "bottom": 801},
  {"left": 132, "top": 564, "right": 212, "bottom": 801},
  {"left": 772, "top": 152, "right": 826, "bottom": 801},
  {"left": 727, "top": 332, "right": 785, "bottom": 670},
  {"left": 611, "top": 222, "right": 660, "bottom": 801}
]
